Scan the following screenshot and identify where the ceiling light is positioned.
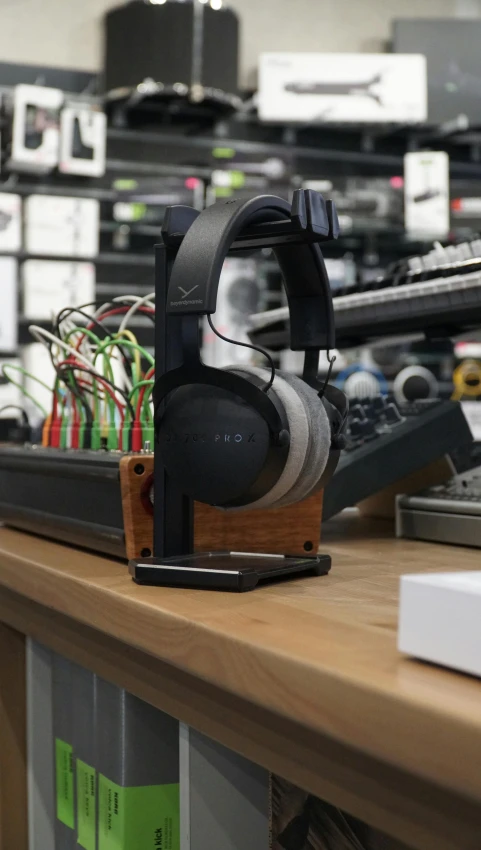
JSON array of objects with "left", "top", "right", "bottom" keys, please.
[{"left": 210, "top": 0, "right": 222, "bottom": 8}]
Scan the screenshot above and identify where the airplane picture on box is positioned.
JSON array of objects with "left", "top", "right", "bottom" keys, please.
[
  {"left": 0, "top": 211, "right": 12, "bottom": 233},
  {"left": 259, "top": 53, "right": 427, "bottom": 124},
  {"left": 284, "top": 73, "right": 383, "bottom": 105},
  {"left": 412, "top": 189, "right": 442, "bottom": 204}
]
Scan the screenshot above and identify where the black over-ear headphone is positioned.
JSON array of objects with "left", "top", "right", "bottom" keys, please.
[{"left": 154, "top": 194, "right": 348, "bottom": 510}]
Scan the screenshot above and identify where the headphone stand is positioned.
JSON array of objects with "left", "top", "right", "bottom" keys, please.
[
  {"left": 153, "top": 239, "right": 194, "bottom": 560},
  {"left": 141, "top": 196, "right": 337, "bottom": 591}
]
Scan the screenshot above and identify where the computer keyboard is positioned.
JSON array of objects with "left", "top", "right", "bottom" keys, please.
[
  {"left": 397, "top": 466, "right": 481, "bottom": 548},
  {"left": 322, "top": 396, "right": 473, "bottom": 520}
]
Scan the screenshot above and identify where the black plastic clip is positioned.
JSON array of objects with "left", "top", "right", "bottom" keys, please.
[
  {"left": 161, "top": 205, "right": 200, "bottom": 248},
  {"left": 291, "top": 189, "right": 339, "bottom": 240},
  {"left": 160, "top": 191, "right": 340, "bottom": 252}
]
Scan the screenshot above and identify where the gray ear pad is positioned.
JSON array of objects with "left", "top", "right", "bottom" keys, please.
[
  {"left": 223, "top": 365, "right": 310, "bottom": 510},
  {"left": 270, "top": 371, "right": 331, "bottom": 508}
]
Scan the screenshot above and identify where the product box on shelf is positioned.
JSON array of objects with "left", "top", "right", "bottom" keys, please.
[
  {"left": 25, "top": 195, "right": 99, "bottom": 258},
  {"left": 59, "top": 105, "right": 107, "bottom": 178},
  {"left": 96, "top": 679, "right": 179, "bottom": 850},
  {"left": 0, "top": 257, "right": 18, "bottom": 352},
  {"left": 23, "top": 260, "right": 95, "bottom": 320},
  {"left": 0, "top": 193, "right": 21, "bottom": 251},
  {"left": 258, "top": 53, "right": 427, "bottom": 124},
  {"left": 404, "top": 151, "right": 450, "bottom": 239},
  {"left": 5, "top": 84, "right": 63, "bottom": 173}
]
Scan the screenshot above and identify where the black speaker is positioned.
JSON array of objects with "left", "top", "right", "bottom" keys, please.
[{"left": 103, "top": 0, "right": 239, "bottom": 100}]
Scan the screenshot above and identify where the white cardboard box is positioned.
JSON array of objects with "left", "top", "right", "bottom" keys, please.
[
  {"left": 9, "top": 84, "right": 63, "bottom": 173},
  {"left": 259, "top": 53, "right": 427, "bottom": 124},
  {"left": 0, "top": 194, "right": 22, "bottom": 252},
  {"left": 399, "top": 572, "right": 481, "bottom": 677},
  {"left": 59, "top": 106, "right": 106, "bottom": 178},
  {"left": 0, "top": 257, "right": 18, "bottom": 352},
  {"left": 404, "top": 150, "right": 450, "bottom": 239},
  {"left": 23, "top": 259, "right": 95, "bottom": 320},
  {"left": 25, "top": 195, "right": 99, "bottom": 258}
]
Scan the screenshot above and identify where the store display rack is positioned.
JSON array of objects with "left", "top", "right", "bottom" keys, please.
[{"left": 3, "top": 60, "right": 481, "bottom": 358}]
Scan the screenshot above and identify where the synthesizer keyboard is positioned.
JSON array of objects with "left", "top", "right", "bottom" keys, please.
[
  {"left": 397, "top": 465, "right": 481, "bottom": 549},
  {"left": 249, "top": 239, "right": 481, "bottom": 348},
  {"left": 322, "top": 396, "right": 472, "bottom": 521}
]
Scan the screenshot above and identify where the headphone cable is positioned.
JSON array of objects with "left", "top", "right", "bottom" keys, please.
[
  {"left": 207, "top": 314, "right": 276, "bottom": 393},
  {"left": 319, "top": 351, "right": 337, "bottom": 399}
]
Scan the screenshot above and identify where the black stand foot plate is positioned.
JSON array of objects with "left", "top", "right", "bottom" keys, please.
[{"left": 129, "top": 551, "right": 331, "bottom": 592}]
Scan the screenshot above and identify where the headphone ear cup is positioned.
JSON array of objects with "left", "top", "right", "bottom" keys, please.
[
  {"left": 269, "top": 372, "right": 331, "bottom": 509},
  {"left": 224, "top": 365, "right": 309, "bottom": 510}
]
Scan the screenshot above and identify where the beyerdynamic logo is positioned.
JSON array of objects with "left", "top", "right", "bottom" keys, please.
[
  {"left": 170, "top": 284, "right": 203, "bottom": 307},
  {"left": 163, "top": 432, "right": 256, "bottom": 443}
]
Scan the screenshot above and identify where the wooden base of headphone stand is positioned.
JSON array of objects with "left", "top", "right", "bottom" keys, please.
[{"left": 120, "top": 454, "right": 325, "bottom": 562}]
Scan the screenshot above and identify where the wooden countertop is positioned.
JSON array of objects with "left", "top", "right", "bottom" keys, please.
[{"left": 2, "top": 514, "right": 481, "bottom": 849}]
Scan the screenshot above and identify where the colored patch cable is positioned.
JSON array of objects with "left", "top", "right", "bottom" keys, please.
[{"left": 8, "top": 299, "right": 157, "bottom": 451}]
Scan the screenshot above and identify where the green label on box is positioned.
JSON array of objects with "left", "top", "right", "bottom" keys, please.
[
  {"left": 215, "top": 186, "right": 233, "bottom": 198},
  {"left": 77, "top": 760, "right": 96, "bottom": 850},
  {"left": 55, "top": 738, "right": 74, "bottom": 829},
  {"left": 228, "top": 170, "right": 245, "bottom": 189},
  {"left": 99, "top": 775, "right": 179, "bottom": 850},
  {"left": 212, "top": 146, "right": 236, "bottom": 159}
]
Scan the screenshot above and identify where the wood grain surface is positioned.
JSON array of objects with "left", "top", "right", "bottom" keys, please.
[
  {"left": 0, "top": 584, "right": 480, "bottom": 850},
  {"left": 120, "top": 454, "right": 154, "bottom": 559},
  {"left": 195, "top": 490, "right": 323, "bottom": 555},
  {"left": 1, "top": 515, "right": 481, "bottom": 848},
  {"left": 120, "top": 453, "right": 323, "bottom": 558}
]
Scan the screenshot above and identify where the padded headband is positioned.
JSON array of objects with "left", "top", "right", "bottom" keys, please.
[{"left": 166, "top": 194, "right": 336, "bottom": 351}]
